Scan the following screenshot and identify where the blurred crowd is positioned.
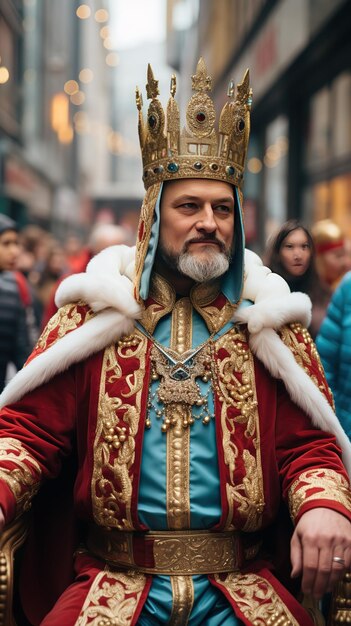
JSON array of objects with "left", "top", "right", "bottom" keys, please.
[
  {"left": 0, "top": 216, "right": 134, "bottom": 390},
  {"left": 1, "top": 212, "right": 351, "bottom": 395}
]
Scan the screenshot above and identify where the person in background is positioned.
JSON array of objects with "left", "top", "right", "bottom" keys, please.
[
  {"left": 312, "top": 219, "right": 350, "bottom": 292},
  {"left": 41, "top": 222, "right": 131, "bottom": 328},
  {"left": 0, "top": 215, "right": 38, "bottom": 391},
  {"left": 316, "top": 270, "right": 351, "bottom": 439},
  {"left": 0, "top": 60, "right": 350, "bottom": 626},
  {"left": 63, "top": 234, "right": 91, "bottom": 274},
  {"left": 265, "top": 219, "right": 330, "bottom": 337},
  {"left": 35, "top": 241, "right": 69, "bottom": 313}
]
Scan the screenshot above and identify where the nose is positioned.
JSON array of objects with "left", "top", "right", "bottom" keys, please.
[{"left": 195, "top": 204, "right": 217, "bottom": 233}]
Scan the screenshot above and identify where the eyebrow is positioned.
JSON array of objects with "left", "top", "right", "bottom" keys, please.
[{"left": 173, "top": 195, "right": 234, "bottom": 204}]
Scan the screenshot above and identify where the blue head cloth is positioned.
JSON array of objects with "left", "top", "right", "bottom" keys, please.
[{"left": 139, "top": 184, "right": 245, "bottom": 305}]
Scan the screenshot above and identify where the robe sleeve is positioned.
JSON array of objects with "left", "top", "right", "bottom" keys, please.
[
  {"left": 0, "top": 302, "right": 93, "bottom": 523},
  {"left": 275, "top": 323, "right": 351, "bottom": 524}
]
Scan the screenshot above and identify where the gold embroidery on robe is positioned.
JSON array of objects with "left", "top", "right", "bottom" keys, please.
[
  {"left": 169, "top": 576, "right": 194, "bottom": 625},
  {"left": 289, "top": 469, "right": 351, "bottom": 521},
  {"left": 191, "top": 280, "right": 236, "bottom": 333},
  {"left": 214, "top": 572, "right": 299, "bottom": 625},
  {"left": 37, "top": 303, "right": 94, "bottom": 352},
  {"left": 141, "top": 273, "right": 176, "bottom": 333},
  {"left": 75, "top": 568, "right": 146, "bottom": 626},
  {"left": 134, "top": 183, "right": 162, "bottom": 302},
  {"left": 0, "top": 437, "right": 41, "bottom": 513},
  {"left": 279, "top": 323, "right": 334, "bottom": 407},
  {"left": 214, "top": 328, "right": 265, "bottom": 531},
  {"left": 167, "top": 298, "right": 192, "bottom": 529},
  {"left": 92, "top": 331, "right": 147, "bottom": 530}
]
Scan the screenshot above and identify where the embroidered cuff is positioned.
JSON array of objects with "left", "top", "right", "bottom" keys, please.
[
  {"left": 288, "top": 468, "right": 351, "bottom": 522},
  {"left": 0, "top": 437, "right": 41, "bottom": 515}
]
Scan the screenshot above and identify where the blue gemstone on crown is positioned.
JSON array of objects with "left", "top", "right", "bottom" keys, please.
[
  {"left": 193, "top": 162, "right": 203, "bottom": 170},
  {"left": 167, "top": 162, "right": 179, "bottom": 173},
  {"left": 226, "top": 166, "right": 235, "bottom": 176}
]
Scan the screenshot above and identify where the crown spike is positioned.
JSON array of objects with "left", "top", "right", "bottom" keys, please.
[
  {"left": 192, "top": 57, "right": 212, "bottom": 93},
  {"left": 236, "top": 69, "right": 250, "bottom": 106},
  {"left": 146, "top": 64, "right": 159, "bottom": 100},
  {"left": 135, "top": 86, "right": 143, "bottom": 111},
  {"left": 170, "top": 74, "right": 177, "bottom": 98},
  {"left": 136, "top": 87, "right": 146, "bottom": 148},
  {"left": 227, "top": 80, "right": 235, "bottom": 98}
]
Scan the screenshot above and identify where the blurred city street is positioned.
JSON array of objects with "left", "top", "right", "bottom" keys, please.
[
  {"left": 1, "top": 4, "right": 351, "bottom": 624},
  {"left": 1, "top": 0, "right": 350, "bottom": 248}
]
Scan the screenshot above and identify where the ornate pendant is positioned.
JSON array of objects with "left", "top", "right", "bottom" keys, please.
[{"left": 151, "top": 344, "right": 212, "bottom": 406}]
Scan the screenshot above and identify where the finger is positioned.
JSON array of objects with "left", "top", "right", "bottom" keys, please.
[
  {"left": 290, "top": 531, "right": 302, "bottom": 578},
  {"left": 312, "top": 546, "right": 335, "bottom": 598},
  {"left": 0, "top": 507, "right": 5, "bottom": 533},
  {"left": 300, "top": 543, "right": 321, "bottom": 597},
  {"left": 326, "top": 548, "right": 349, "bottom": 592}
]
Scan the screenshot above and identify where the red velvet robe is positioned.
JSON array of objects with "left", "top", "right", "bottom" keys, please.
[{"left": 0, "top": 301, "right": 350, "bottom": 625}]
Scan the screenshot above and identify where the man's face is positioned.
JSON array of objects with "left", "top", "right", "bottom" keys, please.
[
  {"left": 158, "top": 179, "right": 235, "bottom": 283},
  {"left": 0, "top": 229, "right": 20, "bottom": 271}
]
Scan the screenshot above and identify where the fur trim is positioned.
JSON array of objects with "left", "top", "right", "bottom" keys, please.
[
  {"left": 55, "top": 244, "right": 139, "bottom": 316},
  {"left": 247, "top": 328, "right": 351, "bottom": 476},
  {"left": 1, "top": 244, "right": 350, "bottom": 477},
  {"left": 0, "top": 310, "right": 135, "bottom": 408},
  {"left": 239, "top": 249, "right": 312, "bottom": 330}
]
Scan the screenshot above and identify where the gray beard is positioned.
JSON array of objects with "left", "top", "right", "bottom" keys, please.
[{"left": 159, "top": 244, "right": 230, "bottom": 283}]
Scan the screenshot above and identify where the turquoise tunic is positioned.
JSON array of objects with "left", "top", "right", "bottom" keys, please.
[{"left": 137, "top": 309, "right": 242, "bottom": 625}]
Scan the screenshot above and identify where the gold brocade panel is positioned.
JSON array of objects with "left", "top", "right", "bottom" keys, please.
[
  {"left": 35, "top": 302, "right": 94, "bottom": 355},
  {"left": 214, "top": 572, "right": 299, "bottom": 626},
  {"left": 92, "top": 331, "right": 149, "bottom": 530},
  {"left": 74, "top": 569, "right": 147, "bottom": 626},
  {"left": 279, "top": 323, "right": 334, "bottom": 408},
  {"left": 213, "top": 327, "right": 265, "bottom": 532},
  {"left": 0, "top": 437, "right": 41, "bottom": 515}
]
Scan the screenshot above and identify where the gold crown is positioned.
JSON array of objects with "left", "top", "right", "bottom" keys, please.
[{"left": 136, "top": 58, "right": 252, "bottom": 191}]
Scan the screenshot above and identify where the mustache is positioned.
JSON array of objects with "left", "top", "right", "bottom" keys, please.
[{"left": 184, "top": 235, "right": 226, "bottom": 253}]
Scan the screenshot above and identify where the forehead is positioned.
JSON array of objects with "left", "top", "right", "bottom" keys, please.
[
  {"left": 283, "top": 228, "right": 309, "bottom": 244},
  {"left": 0, "top": 229, "right": 18, "bottom": 243},
  {"left": 161, "top": 178, "right": 235, "bottom": 203}
]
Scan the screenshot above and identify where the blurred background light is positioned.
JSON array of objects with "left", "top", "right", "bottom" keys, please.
[{"left": 76, "top": 5, "right": 91, "bottom": 19}]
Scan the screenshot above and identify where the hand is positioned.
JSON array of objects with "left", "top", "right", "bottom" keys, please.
[
  {"left": 0, "top": 506, "right": 5, "bottom": 533},
  {"left": 291, "top": 508, "right": 351, "bottom": 599}
]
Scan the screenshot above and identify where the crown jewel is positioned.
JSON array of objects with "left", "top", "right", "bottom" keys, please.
[{"left": 136, "top": 58, "right": 252, "bottom": 190}]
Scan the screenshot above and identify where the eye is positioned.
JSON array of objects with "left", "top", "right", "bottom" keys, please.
[{"left": 215, "top": 204, "right": 232, "bottom": 214}]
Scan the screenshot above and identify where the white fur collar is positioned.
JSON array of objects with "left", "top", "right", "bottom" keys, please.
[{"left": 1, "top": 245, "right": 350, "bottom": 474}]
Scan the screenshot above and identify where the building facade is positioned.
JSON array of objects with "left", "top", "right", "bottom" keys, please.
[
  {"left": 0, "top": 0, "right": 116, "bottom": 237},
  {"left": 168, "top": 0, "right": 351, "bottom": 250}
]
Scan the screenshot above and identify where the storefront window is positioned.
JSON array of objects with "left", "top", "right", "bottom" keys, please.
[
  {"left": 306, "top": 173, "right": 351, "bottom": 238},
  {"left": 305, "top": 87, "right": 330, "bottom": 170},
  {"left": 263, "top": 115, "right": 289, "bottom": 240},
  {"left": 0, "top": 16, "right": 19, "bottom": 133},
  {"left": 302, "top": 71, "right": 351, "bottom": 238},
  {"left": 332, "top": 71, "right": 351, "bottom": 159}
]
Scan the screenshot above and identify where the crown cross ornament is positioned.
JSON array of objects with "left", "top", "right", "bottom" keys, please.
[{"left": 136, "top": 58, "right": 252, "bottom": 190}]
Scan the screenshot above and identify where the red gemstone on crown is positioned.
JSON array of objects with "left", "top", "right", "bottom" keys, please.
[{"left": 196, "top": 111, "right": 206, "bottom": 123}]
